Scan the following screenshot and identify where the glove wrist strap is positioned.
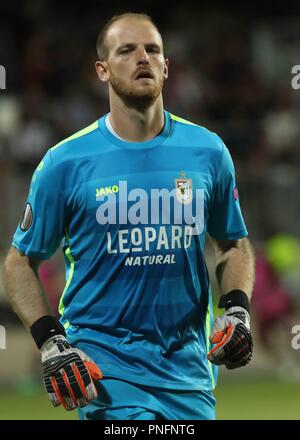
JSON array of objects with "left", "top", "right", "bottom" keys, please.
[
  {"left": 218, "top": 289, "right": 250, "bottom": 313},
  {"left": 30, "top": 315, "right": 66, "bottom": 349}
]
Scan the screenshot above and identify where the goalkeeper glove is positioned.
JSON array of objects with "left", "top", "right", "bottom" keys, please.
[
  {"left": 31, "top": 316, "right": 103, "bottom": 411},
  {"left": 207, "top": 290, "right": 253, "bottom": 369}
]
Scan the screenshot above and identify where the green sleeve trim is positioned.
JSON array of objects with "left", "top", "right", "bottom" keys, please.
[
  {"left": 51, "top": 121, "right": 98, "bottom": 152},
  {"left": 206, "top": 304, "right": 216, "bottom": 389},
  {"left": 170, "top": 113, "right": 197, "bottom": 126},
  {"left": 63, "top": 320, "right": 71, "bottom": 330},
  {"left": 58, "top": 229, "right": 75, "bottom": 316}
]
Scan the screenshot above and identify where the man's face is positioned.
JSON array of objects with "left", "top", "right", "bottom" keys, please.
[{"left": 99, "top": 18, "right": 168, "bottom": 104}]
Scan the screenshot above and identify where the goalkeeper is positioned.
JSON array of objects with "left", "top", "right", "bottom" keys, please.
[{"left": 3, "top": 12, "right": 255, "bottom": 420}]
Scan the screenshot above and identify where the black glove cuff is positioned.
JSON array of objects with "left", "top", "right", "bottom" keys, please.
[
  {"left": 218, "top": 290, "right": 250, "bottom": 313},
  {"left": 30, "top": 315, "right": 66, "bottom": 349}
]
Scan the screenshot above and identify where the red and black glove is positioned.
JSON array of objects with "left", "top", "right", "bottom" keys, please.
[
  {"left": 207, "top": 290, "right": 253, "bottom": 369},
  {"left": 31, "top": 316, "right": 102, "bottom": 410}
]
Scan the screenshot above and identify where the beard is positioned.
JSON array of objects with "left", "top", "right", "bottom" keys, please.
[{"left": 109, "top": 70, "right": 165, "bottom": 108}]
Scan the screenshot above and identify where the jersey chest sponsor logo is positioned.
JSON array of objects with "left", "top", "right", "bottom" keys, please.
[
  {"left": 106, "top": 225, "right": 194, "bottom": 254},
  {"left": 94, "top": 174, "right": 204, "bottom": 267},
  {"left": 106, "top": 225, "right": 194, "bottom": 267}
]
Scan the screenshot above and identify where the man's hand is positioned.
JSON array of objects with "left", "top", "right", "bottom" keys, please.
[
  {"left": 41, "top": 335, "right": 103, "bottom": 410},
  {"left": 207, "top": 306, "right": 253, "bottom": 369}
]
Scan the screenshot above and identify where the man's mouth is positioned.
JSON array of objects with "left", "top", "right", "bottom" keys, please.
[{"left": 135, "top": 70, "right": 154, "bottom": 80}]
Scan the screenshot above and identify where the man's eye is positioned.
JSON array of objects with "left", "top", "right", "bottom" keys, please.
[
  {"left": 147, "top": 47, "right": 159, "bottom": 53},
  {"left": 120, "top": 48, "right": 131, "bottom": 54}
]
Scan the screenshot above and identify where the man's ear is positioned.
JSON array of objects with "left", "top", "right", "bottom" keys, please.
[
  {"left": 164, "top": 58, "right": 169, "bottom": 80},
  {"left": 95, "top": 61, "right": 109, "bottom": 82}
]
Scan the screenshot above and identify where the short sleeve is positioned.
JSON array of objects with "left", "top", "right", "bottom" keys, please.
[
  {"left": 12, "top": 149, "right": 67, "bottom": 259},
  {"left": 207, "top": 142, "right": 248, "bottom": 240}
]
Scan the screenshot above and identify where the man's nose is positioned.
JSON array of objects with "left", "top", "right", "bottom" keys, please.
[{"left": 136, "top": 47, "right": 149, "bottom": 64}]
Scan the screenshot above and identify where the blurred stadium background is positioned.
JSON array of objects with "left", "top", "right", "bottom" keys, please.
[{"left": 1, "top": 0, "right": 300, "bottom": 420}]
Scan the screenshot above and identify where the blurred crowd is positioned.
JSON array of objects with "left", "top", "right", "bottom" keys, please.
[{"left": 0, "top": 3, "right": 300, "bottom": 171}]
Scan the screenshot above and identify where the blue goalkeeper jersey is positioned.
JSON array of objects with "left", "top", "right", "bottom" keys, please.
[{"left": 13, "top": 111, "right": 248, "bottom": 390}]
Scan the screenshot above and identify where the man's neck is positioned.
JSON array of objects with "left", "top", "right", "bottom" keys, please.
[{"left": 108, "top": 94, "right": 165, "bottom": 142}]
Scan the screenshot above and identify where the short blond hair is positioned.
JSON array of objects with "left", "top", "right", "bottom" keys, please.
[{"left": 96, "top": 12, "right": 162, "bottom": 60}]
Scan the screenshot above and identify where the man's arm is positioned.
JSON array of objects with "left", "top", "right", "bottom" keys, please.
[
  {"left": 3, "top": 245, "right": 102, "bottom": 410},
  {"left": 211, "top": 236, "right": 255, "bottom": 299},
  {"left": 3, "top": 246, "right": 51, "bottom": 328},
  {"left": 208, "top": 236, "right": 255, "bottom": 369}
]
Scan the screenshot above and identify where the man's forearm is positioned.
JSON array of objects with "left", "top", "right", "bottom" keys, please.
[
  {"left": 3, "top": 246, "right": 51, "bottom": 328},
  {"left": 215, "top": 238, "right": 255, "bottom": 300}
]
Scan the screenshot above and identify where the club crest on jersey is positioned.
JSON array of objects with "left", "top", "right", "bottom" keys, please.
[{"left": 175, "top": 173, "right": 192, "bottom": 205}]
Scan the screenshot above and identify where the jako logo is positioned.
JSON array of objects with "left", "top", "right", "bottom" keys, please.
[
  {"left": 0, "top": 65, "right": 6, "bottom": 90},
  {"left": 96, "top": 185, "right": 119, "bottom": 197},
  {"left": 291, "top": 325, "right": 300, "bottom": 350},
  {"left": 0, "top": 325, "right": 6, "bottom": 349}
]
